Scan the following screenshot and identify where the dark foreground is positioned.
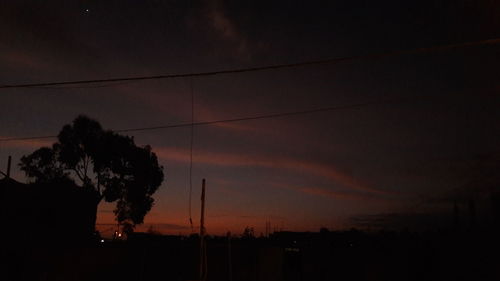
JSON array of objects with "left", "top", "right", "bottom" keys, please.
[{"left": 2, "top": 229, "right": 500, "bottom": 281}]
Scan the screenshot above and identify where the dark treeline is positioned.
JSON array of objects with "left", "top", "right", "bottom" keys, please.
[{"left": 2, "top": 226, "right": 500, "bottom": 281}]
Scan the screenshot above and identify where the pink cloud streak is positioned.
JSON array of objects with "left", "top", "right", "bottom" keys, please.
[
  {"left": 0, "top": 137, "right": 54, "bottom": 150},
  {"left": 154, "top": 146, "right": 393, "bottom": 196}
]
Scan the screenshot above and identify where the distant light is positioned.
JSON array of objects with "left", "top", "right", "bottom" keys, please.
[
  {"left": 118, "top": 233, "right": 122, "bottom": 237},
  {"left": 85, "top": 9, "right": 90, "bottom": 13},
  {"left": 100, "top": 239, "right": 104, "bottom": 243}
]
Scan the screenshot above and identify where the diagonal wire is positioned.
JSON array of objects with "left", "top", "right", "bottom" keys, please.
[
  {"left": 0, "top": 99, "right": 396, "bottom": 142},
  {"left": 0, "top": 95, "right": 479, "bottom": 142},
  {"left": 1, "top": 38, "right": 499, "bottom": 90}
]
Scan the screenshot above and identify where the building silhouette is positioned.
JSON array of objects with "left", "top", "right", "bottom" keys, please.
[{"left": 0, "top": 176, "right": 97, "bottom": 245}]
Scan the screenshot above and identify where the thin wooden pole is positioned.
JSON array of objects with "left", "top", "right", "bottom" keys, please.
[
  {"left": 227, "top": 231, "right": 232, "bottom": 281},
  {"left": 6, "top": 155, "right": 11, "bottom": 178},
  {"left": 199, "top": 179, "right": 207, "bottom": 281}
]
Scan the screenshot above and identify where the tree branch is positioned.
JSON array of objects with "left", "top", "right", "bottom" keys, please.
[
  {"left": 83, "top": 156, "right": 89, "bottom": 181},
  {"left": 97, "top": 173, "right": 101, "bottom": 195},
  {"left": 72, "top": 167, "right": 85, "bottom": 183}
]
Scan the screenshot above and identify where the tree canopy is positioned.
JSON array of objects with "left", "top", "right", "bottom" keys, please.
[{"left": 19, "top": 115, "right": 164, "bottom": 229}]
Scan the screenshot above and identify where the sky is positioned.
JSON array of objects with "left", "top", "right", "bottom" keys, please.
[{"left": 0, "top": 0, "right": 499, "bottom": 236}]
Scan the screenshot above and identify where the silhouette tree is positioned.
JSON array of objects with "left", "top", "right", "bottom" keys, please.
[
  {"left": 19, "top": 115, "right": 164, "bottom": 231},
  {"left": 242, "top": 226, "right": 255, "bottom": 239}
]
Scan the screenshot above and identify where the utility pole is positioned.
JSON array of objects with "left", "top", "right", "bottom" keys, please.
[
  {"left": 227, "top": 231, "right": 232, "bottom": 281},
  {"left": 265, "top": 220, "right": 272, "bottom": 237},
  {"left": 199, "top": 179, "right": 207, "bottom": 281},
  {"left": 6, "top": 155, "right": 11, "bottom": 179}
]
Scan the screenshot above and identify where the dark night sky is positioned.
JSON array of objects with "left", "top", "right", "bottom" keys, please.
[{"left": 1, "top": 1, "right": 499, "bottom": 235}]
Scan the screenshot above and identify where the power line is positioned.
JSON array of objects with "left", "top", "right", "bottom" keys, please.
[
  {"left": 23, "top": 81, "right": 135, "bottom": 90},
  {"left": 1, "top": 38, "right": 499, "bottom": 90},
  {"left": 0, "top": 98, "right": 403, "bottom": 143}
]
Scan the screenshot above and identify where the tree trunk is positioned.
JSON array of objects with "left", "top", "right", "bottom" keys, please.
[{"left": 84, "top": 190, "right": 102, "bottom": 241}]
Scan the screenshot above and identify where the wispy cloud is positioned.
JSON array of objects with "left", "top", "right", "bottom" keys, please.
[
  {"left": 272, "top": 182, "right": 386, "bottom": 202},
  {"left": 111, "top": 83, "right": 258, "bottom": 134},
  {"left": 0, "top": 136, "right": 54, "bottom": 150},
  {"left": 0, "top": 48, "right": 48, "bottom": 71},
  {"left": 205, "top": 1, "right": 251, "bottom": 59},
  {"left": 349, "top": 212, "right": 451, "bottom": 230},
  {"left": 140, "top": 223, "right": 191, "bottom": 231},
  {"left": 154, "top": 146, "right": 393, "bottom": 195}
]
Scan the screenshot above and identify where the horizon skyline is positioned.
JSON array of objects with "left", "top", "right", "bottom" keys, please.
[{"left": 1, "top": 1, "right": 499, "bottom": 236}]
